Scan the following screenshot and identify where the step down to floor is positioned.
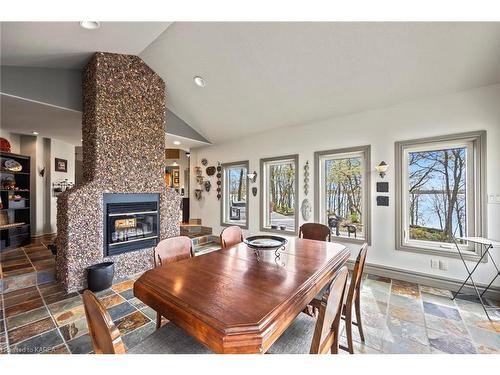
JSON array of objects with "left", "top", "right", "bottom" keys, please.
[
  {"left": 0, "top": 241, "right": 56, "bottom": 294},
  {"left": 192, "top": 235, "right": 221, "bottom": 256}
]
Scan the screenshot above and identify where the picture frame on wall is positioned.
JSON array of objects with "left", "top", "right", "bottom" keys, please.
[
  {"left": 172, "top": 169, "right": 180, "bottom": 188},
  {"left": 55, "top": 158, "right": 67, "bottom": 172}
]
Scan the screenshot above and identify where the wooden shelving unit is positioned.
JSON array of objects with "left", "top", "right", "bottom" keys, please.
[{"left": 0, "top": 151, "right": 31, "bottom": 251}]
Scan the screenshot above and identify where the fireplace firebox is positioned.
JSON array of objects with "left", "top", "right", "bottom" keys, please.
[{"left": 103, "top": 193, "right": 160, "bottom": 256}]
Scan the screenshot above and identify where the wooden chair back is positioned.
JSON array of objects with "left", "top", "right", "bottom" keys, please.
[
  {"left": 220, "top": 226, "right": 243, "bottom": 249},
  {"left": 154, "top": 236, "right": 193, "bottom": 267},
  {"left": 299, "top": 223, "right": 331, "bottom": 242},
  {"left": 310, "top": 266, "right": 349, "bottom": 354},
  {"left": 346, "top": 243, "right": 368, "bottom": 303},
  {"left": 83, "top": 290, "right": 126, "bottom": 354}
]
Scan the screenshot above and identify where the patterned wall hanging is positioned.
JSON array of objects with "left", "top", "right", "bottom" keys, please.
[
  {"left": 301, "top": 198, "right": 311, "bottom": 221},
  {"left": 304, "top": 161, "right": 310, "bottom": 195},
  {"left": 216, "top": 162, "right": 222, "bottom": 200}
]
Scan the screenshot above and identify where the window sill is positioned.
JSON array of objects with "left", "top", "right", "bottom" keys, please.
[
  {"left": 221, "top": 222, "right": 248, "bottom": 230},
  {"left": 396, "top": 243, "right": 485, "bottom": 263},
  {"left": 260, "top": 227, "right": 297, "bottom": 236},
  {"left": 329, "top": 236, "right": 370, "bottom": 246}
]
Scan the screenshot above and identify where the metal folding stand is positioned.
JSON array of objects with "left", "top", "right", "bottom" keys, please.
[{"left": 452, "top": 237, "right": 500, "bottom": 321}]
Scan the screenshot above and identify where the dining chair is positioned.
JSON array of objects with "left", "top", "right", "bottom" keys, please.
[
  {"left": 82, "top": 290, "right": 211, "bottom": 354},
  {"left": 312, "top": 242, "right": 368, "bottom": 354},
  {"left": 154, "top": 236, "right": 193, "bottom": 328},
  {"left": 267, "top": 266, "right": 349, "bottom": 354},
  {"left": 154, "top": 235, "right": 193, "bottom": 267},
  {"left": 299, "top": 223, "right": 331, "bottom": 242},
  {"left": 220, "top": 225, "right": 243, "bottom": 249}
]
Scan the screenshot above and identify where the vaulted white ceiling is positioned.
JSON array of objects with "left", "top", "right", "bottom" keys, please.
[
  {"left": 1, "top": 22, "right": 171, "bottom": 68},
  {"left": 140, "top": 22, "right": 500, "bottom": 143},
  {"left": 2, "top": 22, "right": 500, "bottom": 146}
]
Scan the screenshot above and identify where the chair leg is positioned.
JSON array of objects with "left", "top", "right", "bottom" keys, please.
[
  {"left": 156, "top": 312, "right": 162, "bottom": 329},
  {"left": 344, "top": 307, "right": 354, "bottom": 354},
  {"left": 355, "top": 293, "right": 365, "bottom": 342},
  {"left": 331, "top": 330, "right": 339, "bottom": 354}
]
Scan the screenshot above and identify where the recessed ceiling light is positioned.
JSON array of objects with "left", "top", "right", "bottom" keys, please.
[
  {"left": 80, "top": 21, "right": 100, "bottom": 30},
  {"left": 32, "top": 131, "right": 39, "bottom": 135},
  {"left": 173, "top": 140, "right": 181, "bottom": 145},
  {"left": 193, "top": 76, "right": 206, "bottom": 88}
]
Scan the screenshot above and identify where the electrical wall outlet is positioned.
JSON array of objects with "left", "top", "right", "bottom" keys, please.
[
  {"left": 439, "top": 260, "right": 448, "bottom": 271},
  {"left": 488, "top": 194, "right": 500, "bottom": 204},
  {"left": 431, "top": 259, "right": 440, "bottom": 269}
]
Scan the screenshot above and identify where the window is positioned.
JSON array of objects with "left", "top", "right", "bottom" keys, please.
[
  {"left": 396, "top": 131, "right": 486, "bottom": 258},
  {"left": 260, "top": 155, "right": 299, "bottom": 233},
  {"left": 315, "top": 146, "right": 371, "bottom": 244},
  {"left": 221, "top": 161, "right": 249, "bottom": 228}
]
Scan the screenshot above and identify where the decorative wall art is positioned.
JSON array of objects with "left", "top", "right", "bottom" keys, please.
[
  {"left": 204, "top": 180, "right": 211, "bottom": 192},
  {"left": 216, "top": 163, "right": 222, "bottom": 200},
  {"left": 304, "top": 161, "right": 310, "bottom": 195},
  {"left": 247, "top": 171, "right": 257, "bottom": 183},
  {"left": 0, "top": 138, "right": 11, "bottom": 153},
  {"left": 201, "top": 158, "right": 208, "bottom": 166},
  {"left": 172, "top": 169, "right": 180, "bottom": 188},
  {"left": 194, "top": 189, "right": 203, "bottom": 201},
  {"left": 301, "top": 198, "right": 311, "bottom": 221},
  {"left": 377, "top": 196, "right": 389, "bottom": 206},
  {"left": 206, "top": 166, "right": 216, "bottom": 176},
  {"left": 2, "top": 158, "right": 22, "bottom": 172},
  {"left": 195, "top": 166, "right": 204, "bottom": 185},
  {"left": 55, "top": 158, "right": 68, "bottom": 172},
  {"left": 376, "top": 182, "right": 389, "bottom": 193},
  {"left": 252, "top": 187, "right": 258, "bottom": 197}
]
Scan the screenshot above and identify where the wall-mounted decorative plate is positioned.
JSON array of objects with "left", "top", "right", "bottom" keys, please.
[
  {"left": 206, "top": 166, "right": 216, "bottom": 176},
  {"left": 301, "top": 198, "right": 311, "bottom": 221},
  {"left": 201, "top": 158, "right": 208, "bottom": 166},
  {"left": 3, "top": 159, "right": 22, "bottom": 172}
]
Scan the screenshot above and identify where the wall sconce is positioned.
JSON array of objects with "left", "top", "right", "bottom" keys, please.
[
  {"left": 375, "top": 161, "right": 388, "bottom": 178},
  {"left": 247, "top": 171, "right": 257, "bottom": 183}
]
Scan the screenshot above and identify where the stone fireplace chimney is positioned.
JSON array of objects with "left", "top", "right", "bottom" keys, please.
[{"left": 57, "top": 52, "right": 180, "bottom": 292}]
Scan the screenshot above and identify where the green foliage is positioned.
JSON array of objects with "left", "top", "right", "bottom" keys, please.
[{"left": 409, "top": 225, "right": 450, "bottom": 242}]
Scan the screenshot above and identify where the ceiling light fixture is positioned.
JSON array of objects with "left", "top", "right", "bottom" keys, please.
[
  {"left": 173, "top": 141, "right": 181, "bottom": 145},
  {"left": 32, "top": 131, "right": 39, "bottom": 135},
  {"left": 193, "top": 76, "right": 206, "bottom": 88},
  {"left": 80, "top": 21, "right": 100, "bottom": 30}
]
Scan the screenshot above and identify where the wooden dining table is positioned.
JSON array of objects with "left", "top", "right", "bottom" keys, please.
[{"left": 134, "top": 237, "right": 349, "bottom": 354}]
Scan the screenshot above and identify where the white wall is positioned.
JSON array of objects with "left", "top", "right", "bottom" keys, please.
[
  {"left": 0, "top": 131, "right": 21, "bottom": 153},
  {"left": 190, "top": 84, "right": 500, "bottom": 286},
  {"left": 17, "top": 135, "right": 75, "bottom": 236},
  {"left": 49, "top": 138, "right": 76, "bottom": 233}
]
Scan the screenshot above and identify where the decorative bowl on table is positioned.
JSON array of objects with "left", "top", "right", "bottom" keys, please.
[{"left": 244, "top": 235, "right": 288, "bottom": 258}]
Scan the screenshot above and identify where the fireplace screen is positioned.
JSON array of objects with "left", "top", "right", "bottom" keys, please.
[{"left": 103, "top": 193, "right": 160, "bottom": 256}]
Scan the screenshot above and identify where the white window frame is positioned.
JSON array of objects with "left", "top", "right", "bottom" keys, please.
[
  {"left": 395, "top": 131, "right": 487, "bottom": 260},
  {"left": 221, "top": 161, "right": 249, "bottom": 229},
  {"left": 260, "top": 155, "right": 299, "bottom": 235},
  {"left": 314, "top": 145, "right": 371, "bottom": 245}
]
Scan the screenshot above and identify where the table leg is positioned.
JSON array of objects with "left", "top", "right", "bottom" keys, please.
[{"left": 453, "top": 242, "right": 496, "bottom": 320}]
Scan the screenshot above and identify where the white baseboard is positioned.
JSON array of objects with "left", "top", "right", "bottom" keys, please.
[{"left": 348, "top": 260, "right": 500, "bottom": 300}]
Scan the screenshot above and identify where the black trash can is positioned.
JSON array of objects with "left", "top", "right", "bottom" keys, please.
[{"left": 87, "top": 261, "right": 114, "bottom": 292}]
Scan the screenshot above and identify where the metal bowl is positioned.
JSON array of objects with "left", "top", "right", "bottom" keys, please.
[{"left": 244, "top": 235, "right": 288, "bottom": 250}]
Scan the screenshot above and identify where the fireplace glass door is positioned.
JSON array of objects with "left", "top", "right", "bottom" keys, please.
[{"left": 103, "top": 194, "right": 160, "bottom": 256}]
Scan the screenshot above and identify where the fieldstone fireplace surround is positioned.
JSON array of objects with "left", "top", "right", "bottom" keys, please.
[{"left": 56, "top": 52, "right": 180, "bottom": 292}]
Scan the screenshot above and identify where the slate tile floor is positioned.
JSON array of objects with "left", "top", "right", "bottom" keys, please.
[{"left": 1, "top": 242, "right": 499, "bottom": 354}]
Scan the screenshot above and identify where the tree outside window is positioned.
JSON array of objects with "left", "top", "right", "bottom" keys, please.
[
  {"left": 315, "top": 146, "right": 370, "bottom": 243},
  {"left": 407, "top": 147, "right": 467, "bottom": 244},
  {"left": 396, "top": 131, "right": 486, "bottom": 259},
  {"left": 261, "top": 155, "right": 298, "bottom": 233}
]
